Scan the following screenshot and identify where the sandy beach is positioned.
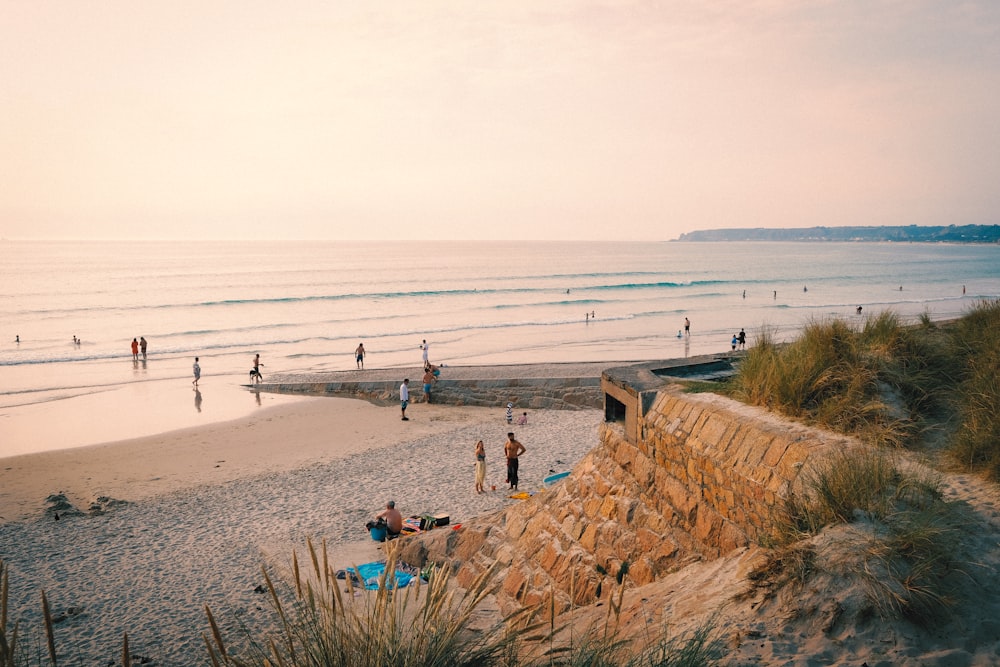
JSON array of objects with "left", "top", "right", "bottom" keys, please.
[{"left": 0, "top": 388, "right": 602, "bottom": 666}]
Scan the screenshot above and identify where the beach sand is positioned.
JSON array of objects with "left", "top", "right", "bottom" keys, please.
[{"left": 0, "top": 392, "right": 602, "bottom": 666}]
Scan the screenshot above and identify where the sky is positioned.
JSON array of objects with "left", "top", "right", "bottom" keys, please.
[{"left": 2, "top": 1, "right": 999, "bottom": 242}]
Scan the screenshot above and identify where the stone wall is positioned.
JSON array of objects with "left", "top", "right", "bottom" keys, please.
[
  {"left": 266, "top": 377, "right": 602, "bottom": 410},
  {"left": 396, "top": 386, "right": 852, "bottom": 615}
]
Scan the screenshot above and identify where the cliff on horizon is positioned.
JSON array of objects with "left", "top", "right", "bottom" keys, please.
[{"left": 676, "top": 224, "right": 1000, "bottom": 243}]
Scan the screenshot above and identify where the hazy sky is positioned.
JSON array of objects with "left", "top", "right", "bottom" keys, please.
[{"left": 2, "top": 1, "right": 999, "bottom": 241}]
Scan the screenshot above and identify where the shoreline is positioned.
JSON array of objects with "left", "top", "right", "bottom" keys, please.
[{"left": 0, "top": 378, "right": 604, "bottom": 666}]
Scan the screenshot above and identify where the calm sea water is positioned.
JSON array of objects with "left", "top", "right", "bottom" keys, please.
[{"left": 2, "top": 240, "right": 999, "bottom": 453}]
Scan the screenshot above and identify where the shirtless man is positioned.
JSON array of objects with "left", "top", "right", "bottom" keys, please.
[
  {"left": 422, "top": 367, "right": 435, "bottom": 403},
  {"left": 375, "top": 500, "right": 403, "bottom": 536},
  {"left": 355, "top": 342, "right": 366, "bottom": 369},
  {"left": 505, "top": 432, "right": 526, "bottom": 491},
  {"left": 251, "top": 353, "right": 263, "bottom": 383}
]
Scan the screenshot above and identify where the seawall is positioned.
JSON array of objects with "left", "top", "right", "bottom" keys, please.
[{"left": 396, "top": 383, "right": 852, "bottom": 615}]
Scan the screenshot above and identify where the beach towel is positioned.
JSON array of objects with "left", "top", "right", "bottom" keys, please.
[{"left": 349, "top": 561, "right": 415, "bottom": 590}]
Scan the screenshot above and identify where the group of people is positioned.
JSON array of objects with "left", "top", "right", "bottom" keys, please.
[
  {"left": 130, "top": 336, "right": 148, "bottom": 361},
  {"left": 184, "top": 352, "right": 261, "bottom": 387},
  {"left": 473, "top": 432, "right": 527, "bottom": 494},
  {"left": 730, "top": 329, "right": 747, "bottom": 351},
  {"left": 368, "top": 430, "right": 527, "bottom": 537}
]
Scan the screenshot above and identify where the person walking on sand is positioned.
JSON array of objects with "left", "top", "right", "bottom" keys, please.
[
  {"left": 474, "top": 440, "right": 486, "bottom": 494},
  {"left": 131, "top": 338, "right": 139, "bottom": 361},
  {"left": 355, "top": 342, "right": 366, "bottom": 369},
  {"left": 421, "top": 339, "right": 429, "bottom": 364},
  {"left": 400, "top": 378, "right": 410, "bottom": 420},
  {"left": 192, "top": 357, "right": 201, "bottom": 386},
  {"left": 140, "top": 336, "right": 147, "bottom": 359},
  {"left": 422, "top": 366, "right": 435, "bottom": 403},
  {"left": 251, "top": 353, "right": 263, "bottom": 383},
  {"left": 731, "top": 334, "right": 739, "bottom": 351},
  {"left": 505, "top": 432, "right": 526, "bottom": 491}
]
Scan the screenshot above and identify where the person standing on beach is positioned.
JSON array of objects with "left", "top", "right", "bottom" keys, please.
[
  {"left": 140, "top": 336, "right": 147, "bottom": 359},
  {"left": 400, "top": 378, "right": 410, "bottom": 420},
  {"left": 738, "top": 329, "right": 746, "bottom": 350},
  {"left": 355, "top": 342, "right": 366, "bottom": 369},
  {"left": 421, "top": 339, "right": 429, "bottom": 364},
  {"left": 731, "top": 334, "right": 738, "bottom": 351},
  {"left": 131, "top": 338, "right": 139, "bottom": 361},
  {"left": 192, "top": 357, "right": 201, "bottom": 386},
  {"left": 505, "top": 432, "right": 526, "bottom": 491},
  {"left": 684, "top": 318, "right": 690, "bottom": 337},
  {"left": 474, "top": 440, "right": 486, "bottom": 494},
  {"left": 422, "top": 366, "right": 435, "bottom": 403}
]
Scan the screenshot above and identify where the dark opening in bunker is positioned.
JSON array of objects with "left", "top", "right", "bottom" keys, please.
[{"left": 605, "top": 393, "right": 626, "bottom": 422}]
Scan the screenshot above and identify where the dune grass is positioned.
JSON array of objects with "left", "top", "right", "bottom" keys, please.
[
  {"left": 723, "top": 309, "right": 1000, "bottom": 624},
  {"left": 203, "top": 540, "right": 722, "bottom": 667},
  {"left": 778, "top": 447, "right": 959, "bottom": 624},
  {"left": 946, "top": 299, "right": 1000, "bottom": 479},
  {"left": 728, "top": 312, "right": 955, "bottom": 449}
]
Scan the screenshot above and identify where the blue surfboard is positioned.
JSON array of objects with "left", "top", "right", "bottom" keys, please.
[{"left": 543, "top": 471, "right": 570, "bottom": 485}]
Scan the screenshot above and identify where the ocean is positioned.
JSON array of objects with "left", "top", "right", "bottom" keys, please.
[{"left": 3, "top": 239, "right": 999, "bottom": 455}]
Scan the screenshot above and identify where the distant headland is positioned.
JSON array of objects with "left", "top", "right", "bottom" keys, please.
[{"left": 675, "top": 224, "right": 1000, "bottom": 243}]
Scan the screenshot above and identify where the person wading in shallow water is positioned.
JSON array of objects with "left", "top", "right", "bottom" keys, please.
[{"left": 505, "top": 432, "right": 526, "bottom": 490}]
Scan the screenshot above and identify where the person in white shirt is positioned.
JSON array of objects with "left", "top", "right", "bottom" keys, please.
[{"left": 400, "top": 379, "right": 410, "bottom": 421}]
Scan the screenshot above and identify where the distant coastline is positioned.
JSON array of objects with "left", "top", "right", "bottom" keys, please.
[{"left": 675, "top": 224, "right": 1000, "bottom": 243}]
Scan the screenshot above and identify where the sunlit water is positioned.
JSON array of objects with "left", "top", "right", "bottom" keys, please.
[{"left": 2, "top": 239, "right": 998, "bottom": 454}]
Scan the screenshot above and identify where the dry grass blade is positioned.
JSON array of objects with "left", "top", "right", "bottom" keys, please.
[
  {"left": 206, "top": 605, "right": 227, "bottom": 660},
  {"left": 41, "top": 591, "right": 57, "bottom": 667}
]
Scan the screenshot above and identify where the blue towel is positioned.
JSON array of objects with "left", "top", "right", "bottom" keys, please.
[{"left": 350, "top": 561, "right": 414, "bottom": 590}]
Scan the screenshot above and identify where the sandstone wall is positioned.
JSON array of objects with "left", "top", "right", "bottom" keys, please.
[
  {"left": 396, "top": 387, "right": 852, "bottom": 615},
  {"left": 267, "top": 377, "right": 602, "bottom": 410}
]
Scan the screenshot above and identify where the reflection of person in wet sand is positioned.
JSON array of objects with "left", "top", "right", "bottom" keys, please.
[{"left": 194, "top": 388, "right": 202, "bottom": 412}]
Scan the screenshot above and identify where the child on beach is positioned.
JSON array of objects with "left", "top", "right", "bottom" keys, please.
[{"left": 517, "top": 412, "right": 528, "bottom": 425}]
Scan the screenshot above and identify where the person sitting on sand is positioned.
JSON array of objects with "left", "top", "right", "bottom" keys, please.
[
  {"left": 517, "top": 411, "right": 528, "bottom": 425},
  {"left": 375, "top": 500, "right": 403, "bottom": 536}
]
